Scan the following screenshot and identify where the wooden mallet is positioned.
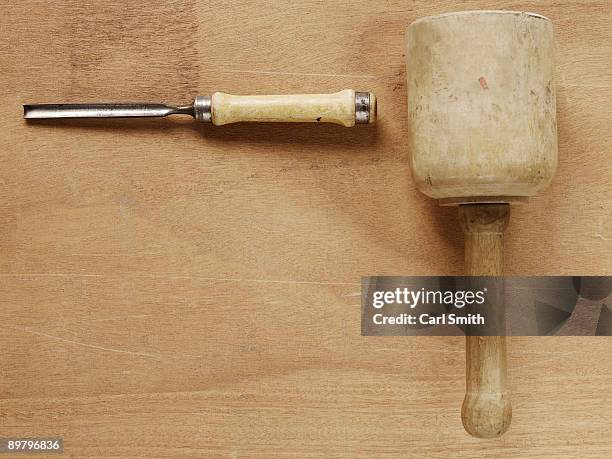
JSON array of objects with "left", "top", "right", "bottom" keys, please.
[{"left": 405, "top": 11, "right": 557, "bottom": 437}]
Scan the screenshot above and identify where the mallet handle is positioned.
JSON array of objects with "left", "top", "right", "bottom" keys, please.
[{"left": 459, "top": 204, "right": 512, "bottom": 438}]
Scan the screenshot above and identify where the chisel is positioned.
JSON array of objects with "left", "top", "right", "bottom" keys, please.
[{"left": 24, "top": 90, "right": 376, "bottom": 127}]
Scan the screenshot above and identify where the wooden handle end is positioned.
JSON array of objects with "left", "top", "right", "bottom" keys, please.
[
  {"left": 462, "top": 390, "right": 512, "bottom": 438},
  {"left": 462, "top": 336, "right": 512, "bottom": 438}
]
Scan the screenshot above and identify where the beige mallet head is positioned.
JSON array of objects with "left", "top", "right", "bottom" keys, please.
[{"left": 405, "top": 11, "right": 557, "bottom": 437}]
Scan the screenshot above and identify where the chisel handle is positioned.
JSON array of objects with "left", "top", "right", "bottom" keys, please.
[
  {"left": 208, "top": 90, "right": 375, "bottom": 126},
  {"left": 459, "top": 204, "right": 512, "bottom": 438}
]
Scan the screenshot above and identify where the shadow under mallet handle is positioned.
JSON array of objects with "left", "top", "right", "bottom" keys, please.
[{"left": 459, "top": 204, "right": 512, "bottom": 438}]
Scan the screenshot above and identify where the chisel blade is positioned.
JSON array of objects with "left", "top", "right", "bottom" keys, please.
[{"left": 23, "top": 103, "right": 194, "bottom": 119}]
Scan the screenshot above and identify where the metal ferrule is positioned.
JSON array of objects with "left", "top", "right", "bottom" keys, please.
[
  {"left": 193, "top": 95, "right": 212, "bottom": 122},
  {"left": 354, "top": 92, "right": 370, "bottom": 124}
]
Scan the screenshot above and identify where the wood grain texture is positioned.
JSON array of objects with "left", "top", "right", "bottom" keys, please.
[{"left": 0, "top": 0, "right": 610, "bottom": 457}]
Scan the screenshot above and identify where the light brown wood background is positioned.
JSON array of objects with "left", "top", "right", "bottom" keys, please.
[{"left": 1, "top": 1, "right": 610, "bottom": 457}]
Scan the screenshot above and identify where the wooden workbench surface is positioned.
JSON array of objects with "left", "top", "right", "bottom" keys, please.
[{"left": 1, "top": 1, "right": 610, "bottom": 456}]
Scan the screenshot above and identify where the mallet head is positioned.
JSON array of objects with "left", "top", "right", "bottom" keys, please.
[{"left": 405, "top": 11, "right": 557, "bottom": 205}]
